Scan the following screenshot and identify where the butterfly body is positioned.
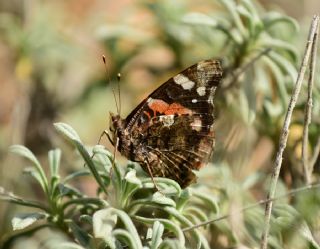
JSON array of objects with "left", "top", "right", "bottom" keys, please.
[{"left": 110, "top": 59, "right": 222, "bottom": 188}]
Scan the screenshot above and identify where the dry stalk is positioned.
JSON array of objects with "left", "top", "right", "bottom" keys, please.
[
  {"left": 302, "top": 20, "right": 319, "bottom": 184},
  {"left": 260, "top": 15, "right": 319, "bottom": 249}
]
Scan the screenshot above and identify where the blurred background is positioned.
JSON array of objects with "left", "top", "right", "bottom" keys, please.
[{"left": 1, "top": 0, "right": 320, "bottom": 248}]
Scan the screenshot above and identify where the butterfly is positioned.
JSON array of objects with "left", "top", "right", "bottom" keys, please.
[{"left": 108, "top": 59, "right": 222, "bottom": 188}]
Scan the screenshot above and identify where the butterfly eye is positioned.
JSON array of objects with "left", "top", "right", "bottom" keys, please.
[{"left": 109, "top": 117, "right": 115, "bottom": 133}]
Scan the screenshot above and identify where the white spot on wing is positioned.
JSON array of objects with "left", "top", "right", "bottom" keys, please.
[
  {"left": 196, "top": 86, "right": 206, "bottom": 96},
  {"left": 173, "top": 74, "right": 195, "bottom": 90},
  {"left": 159, "top": 115, "right": 175, "bottom": 127},
  {"left": 192, "top": 99, "right": 197, "bottom": 103},
  {"left": 191, "top": 117, "right": 202, "bottom": 132}
]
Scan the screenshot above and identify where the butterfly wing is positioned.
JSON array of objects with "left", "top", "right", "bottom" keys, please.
[{"left": 123, "top": 59, "right": 223, "bottom": 187}]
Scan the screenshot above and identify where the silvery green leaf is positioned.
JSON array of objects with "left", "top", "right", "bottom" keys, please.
[
  {"left": 300, "top": 221, "right": 320, "bottom": 248},
  {"left": 191, "top": 190, "right": 219, "bottom": 214},
  {"left": 263, "top": 11, "right": 299, "bottom": 32},
  {"left": 54, "top": 123, "right": 107, "bottom": 194},
  {"left": 133, "top": 216, "right": 185, "bottom": 246},
  {"left": 23, "top": 167, "right": 47, "bottom": 193},
  {"left": 141, "top": 178, "right": 181, "bottom": 195},
  {"left": 10, "top": 145, "right": 40, "bottom": 167},
  {"left": 151, "top": 192, "right": 176, "bottom": 207},
  {"left": 159, "top": 239, "right": 186, "bottom": 249},
  {"left": 10, "top": 145, "right": 48, "bottom": 194},
  {"left": 110, "top": 208, "right": 143, "bottom": 249},
  {"left": 48, "top": 148, "right": 61, "bottom": 178},
  {"left": 93, "top": 208, "right": 117, "bottom": 239},
  {"left": 217, "top": 0, "right": 247, "bottom": 37},
  {"left": 53, "top": 122, "right": 81, "bottom": 142},
  {"left": 150, "top": 221, "right": 164, "bottom": 249},
  {"left": 112, "top": 229, "right": 141, "bottom": 249},
  {"left": 68, "top": 221, "right": 91, "bottom": 248},
  {"left": 62, "top": 170, "right": 90, "bottom": 183},
  {"left": 182, "top": 13, "right": 218, "bottom": 27},
  {"left": 12, "top": 212, "right": 46, "bottom": 230},
  {"left": 268, "top": 51, "right": 297, "bottom": 83},
  {"left": 125, "top": 169, "right": 142, "bottom": 186},
  {"left": 58, "top": 242, "right": 86, "bottom": 249}
]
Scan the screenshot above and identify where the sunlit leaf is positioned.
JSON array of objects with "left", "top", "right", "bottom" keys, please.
[
  {"left": 48, "top": 148, "right": 61, "bottom": 178},
  {"left": 182, "top": 13, "right": 218, "bottom": 27},
  {"left": 12, "top": 212, "right": 46, "bottom": 230},
  {"left": 10, "top": 145, "right": 48, "bottom": 194}
]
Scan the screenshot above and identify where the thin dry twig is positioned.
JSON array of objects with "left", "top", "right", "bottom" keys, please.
[
  {"left": 302, "top": 20, "right": 319, "bottom": 184},
  {"left": 222, "top": 48, "right": 272, "bottom": 90},
  {"left": 260, "top": 15, "right": 320, "bottom": 249},
  {"left": 181, "top": 182, "right": 320, "bottom": 233}
]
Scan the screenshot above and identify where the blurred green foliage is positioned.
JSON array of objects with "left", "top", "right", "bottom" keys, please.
[{"left": 1, "top": 0, "right": 320, "bottom": 248}]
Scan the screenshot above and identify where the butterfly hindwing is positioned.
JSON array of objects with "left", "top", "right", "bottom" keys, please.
[{"left": 110, "top": 59, "right": 223, "bottom": 187}]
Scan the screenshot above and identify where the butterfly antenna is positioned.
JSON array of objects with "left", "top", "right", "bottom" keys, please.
[
  {"left": 102, "top": 55, "right": 119, "bottom": 114},
  {"left": 117, "top": 73, "right": 121, "bottom": 116}
]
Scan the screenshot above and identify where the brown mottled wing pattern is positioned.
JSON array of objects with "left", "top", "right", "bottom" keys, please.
[{"left": 122, "top": 60, "right": 222, "bottom": 187}]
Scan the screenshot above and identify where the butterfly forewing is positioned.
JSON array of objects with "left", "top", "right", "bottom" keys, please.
[{"left": 111, "top": 59, "right": 222, "bottom": 187}]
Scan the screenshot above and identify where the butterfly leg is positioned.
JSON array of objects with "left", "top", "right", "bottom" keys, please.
[
  {"left": 83, "top": 130, "right": 110, "bottom": 169},
  {"left": 108, "top": 137, "right": 120, "bottom": 181},
  {"left": 144, "top": 157, "right": 164, "bottom": 195}
]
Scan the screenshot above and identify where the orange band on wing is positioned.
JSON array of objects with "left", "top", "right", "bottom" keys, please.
[
  {"left": 148, "top": 99, "right": 192, "bottom": 116},
  {"left": 165, "top": 102, "right": 192, "bottom": 115},
  {"left": 148, "top": 99, "right": 169, "bottom": 115}
]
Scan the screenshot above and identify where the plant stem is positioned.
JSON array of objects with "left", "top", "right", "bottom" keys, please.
[
  {"left": 222, "top": 47, "right": 272, "bottom": 90},
  {"left": 260, "top": 15, "right": 319, "bottom": 249},
  {"left": 302, "top": 19, "right": 319, "bottom": 184}
]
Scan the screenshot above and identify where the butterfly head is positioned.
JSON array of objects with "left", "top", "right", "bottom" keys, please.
[{"left": 108, "top": 112, "right": 126, "bottom": 147}]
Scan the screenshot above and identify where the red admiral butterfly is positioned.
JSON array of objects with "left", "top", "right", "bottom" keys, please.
[{"left": 109, "top": 60, "right": 222, "bottom": 188}]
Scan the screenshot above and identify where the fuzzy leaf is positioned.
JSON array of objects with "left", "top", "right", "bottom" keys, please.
[
  {"left": 218, "top": 0, "right": 247, "bottom": 39},
  {"left": 150, "top": 221, "right": 164, "bottom": 249},
  {"left": 159, "top": 239, "right": 185, "bottom": 249},
  {"left": 151, "top": 192, "right": 176, "bottom": 207},
  {"left": 0, "top": 190, "right": 49, "bottom": 211},
  {"left": 10, "top": 145, "right": 41, "bottom": 167},
  {"left": 268, "top": 51, "right": 297, "bottom": 83},
  {"left": 58, "top": 183, "right": 83, "bottom": 197},
  {"left": 93, "top": 208, "right": 143, "bottom": 249},
  {"left": 68, "top": 221, "right": 91, "bottom": 248},
  {"left": 113, "top": 229, "right": 141, "bottom": 249},
  {"left": 125, "top": 169, "right": 142, "bottom": 186},
  {"left": 93, "top": 209, "right": 117, "bottom": 239},
  {"left": 300, "top": 221, "right": 320, "bottom": 248},
  {"left": 141, "top": 178, "right": 182, "bottom": 195},
  {"left": 54, "top": 123, "right": 107, "bottom": 194},
  {"left": 133, "top": 216, "right": 185, "bottom": 246},
  {"left": 63, "top": 170, "right": 91, "bottom": 183},
  {"left": 48, "top": 148, "right": 61, "bottom": 177},
  {"left": 12, "top": 212, "right": 46, "bottom": 230},
  {"left": 23, "top": 167, "right": 47, "bottom": 193},
  {"left": 53, "top": 122, "right": 81, "bottom": 142},
  {"left": 10, "top": 145, "right": 48, "bottom": 194},
  {"left": 58, "top": 242, "right": 86, "bottom": 249},
  {"left": 182, "top": 13, "right": 218, "bottom": 27},
  {"left": 263, "top": 11, "right": 299, "bottom": 32}
]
